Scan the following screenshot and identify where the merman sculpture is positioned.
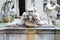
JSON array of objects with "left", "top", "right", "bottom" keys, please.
[
  {"left": 1, "top": 0, "right": 15, "bottom": 22},
  {"left": 7, "top": 8, "right": 41, "bottom": 27},
  {"left": 44, "top": 0, "right": 60, "bottom": 26},
  {"left": 21, "top": 8, "right": 41, "bottom": 26}
]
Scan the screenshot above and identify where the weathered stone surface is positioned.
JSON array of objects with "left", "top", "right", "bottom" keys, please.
[{"left": 0, "top": 27, "right": 59, "bottom": 40}]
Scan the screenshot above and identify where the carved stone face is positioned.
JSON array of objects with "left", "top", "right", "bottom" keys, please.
[
  {"left": 28, "top": 10, "right": 33, "bottom": 15},
  {"left": 50, "top": 1, "right": 56, "bottom": 5}
]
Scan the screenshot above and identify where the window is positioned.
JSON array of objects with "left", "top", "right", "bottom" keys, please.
[
  {"left": 31, "top": 0, "right": 35, "bottom": 7},
  {"left": 43, "top": 0, "right": 47, "bottom": 11},
  {"left": 19, "top": 0, "right": 25, "bottom": 16},
  {"left": 31, "top": 0, "right": 35, "bottom": 3},
  {"left": 43, "top": 0, "right": 47, "bottom": 2},
  {"left": 43, "top": 3, "right": 47, "bottom": 10},
  {"left": 57, "top": 0, "right": 60, "bottom": 19}
]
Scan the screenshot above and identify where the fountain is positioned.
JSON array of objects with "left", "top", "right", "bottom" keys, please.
[{"left": 44, "top": 0, "right": 60, "bottom": 26}]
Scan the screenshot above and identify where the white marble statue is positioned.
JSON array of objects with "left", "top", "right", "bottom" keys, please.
[
  {"left": 44, "top": 0, "right": 60, "bottom": 25},
  {"left": 21, "top": 8, "right": 41, "bottom": 26},
  {"left": 1, "top": 0, "right": 15, "bottom": 22},
  {"left": 6, "top": 0, "right": 60, "bottom": 26},
  {"left": 6, "top": 8, "right": 41, "bottom": 26}
]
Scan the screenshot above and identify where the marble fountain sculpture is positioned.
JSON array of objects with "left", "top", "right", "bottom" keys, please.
[
  {"left": 6, "top": 7, "right": 53, "bottom": 27},
  {"left": 21, "top": 8, "right": 41, "bottom": 26},
  {"left": 2, "top": 0, "right": 60, "bottom": 27},
  {"left": 0, "top": 0, "right": 15, "bottom": 22},
  {"left": 44, "top": 0, "right": 60, "bottom": 26},
  {"left": 7, "top": 8, "right": 42, "bottom": 27},
  {"left": 7, "top": 1, "right": 60, "bottom": 27}
]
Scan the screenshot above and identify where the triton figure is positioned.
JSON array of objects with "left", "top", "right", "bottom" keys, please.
[
  {"left": 44, "top": 0, "right": 60, "bottom": 25},
  {"left": 21, "top": 8, "right": 41, "bottom": 26},
  {"left": 7, "top": 7, "right": 41, "bottom": 27}
]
